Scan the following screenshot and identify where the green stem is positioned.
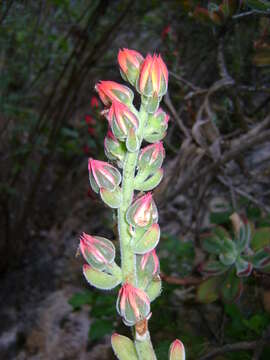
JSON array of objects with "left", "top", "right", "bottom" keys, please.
[
  {"left": 135, "top": 332, "right": 157, "bottom": 360},
  {"left": 118, "top": 105, "right": 147, "bottom": 284},
  {"left": 117, "top": 105, "right": 157, "bottom": 359}
]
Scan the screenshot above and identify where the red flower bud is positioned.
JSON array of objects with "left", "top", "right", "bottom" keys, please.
[
  {"left": 118, "top": 48, "right": 144, "bottom": 85},
  {"left": 85, "top": 114, "right": 95, "bottom": 125},
  {"left": 106, "top": 100, "right": 139, "bottom": 141},
  {"left": 116, "top": 283, "right": 150, "bottom": 326},
  {"left": 126, "top": 192, "right": 158, "bottom": 228},
  {"left": 95, "top": 81, "right": 133, "bottom": 106},
  {"left": 80, "top": 232, "right": 115, "bottom": 271},
  {"left": 88, "top": 158, "right": 121, "bottom": 193},
  {"left": 138, "top": 142, "right": 165, "bottom": 171},
  {"left": 90, "top": 96, "right": 99, "bottom": 108},
  {"left": 169, "top": 339, "right": 186, "bottom": 360},
  {"left": 138, "top": 54, "right": 168, "bottom": 98}
]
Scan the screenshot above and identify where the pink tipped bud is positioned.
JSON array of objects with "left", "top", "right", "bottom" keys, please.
[
  {"left": 138, "top": 142, "right": 165, "bottom": 171},
  {"left": 88, "top": 158, "right": 121, "bottom": 192},
  {"left": 104, "top": 130, "right": 126, "bottom": 162},
  {"left": 169, "top": 339, "right": 186, "bottom": 360},
  {"left": 138, "top": 54, "right": 168, "bottom": 98},
  {"left": 106, "top": 100, "right": 139, "bottom": 141},
  {"left": 118, "top": 48, "right": 144, "bottom": 85},
  {"left": 126, "top": 192, "right": 158, "bottom": 228},
  {"left": 116, "top": 283, "right": 150, "bottom": 326},
  {"left": 141, "top": 249, "right": 160, "bottom": 275},
  {"left": 95, "top": 81, "right": 133, "bottom": 106},
  {"left": 79, "top": 232, "right": 115, "bottom": 271}
]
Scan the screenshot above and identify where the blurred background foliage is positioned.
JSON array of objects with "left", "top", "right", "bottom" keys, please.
[{"left": 1, "top": 0, "right": 270, "bottom": 359}]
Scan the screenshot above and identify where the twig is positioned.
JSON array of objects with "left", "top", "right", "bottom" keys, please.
[
  {"left": 217, "top": 175, "right": 270, "bottom": 213},
  {"left": 164, "top": 92, "right": 191, "bottom": 138},
  {"left": 199, "top": 339, "right": 267, "bottom": 360},
  {"left": 233, "top": 10, "right": 270, "bottom": 20},
  {"left": 160, "top": 272, "right": 201, "bottom": 285},
  {"left": 170, "top": 71, "right": 200, "bottom": 91}
]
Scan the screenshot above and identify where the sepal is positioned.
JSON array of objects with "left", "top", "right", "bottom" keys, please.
[
  {"left": 146, "top": 275, "right": 162, "bottom": 302},
  {"left": 131, "top": 224, "right": 160, "bottom": 254},
  {"left": 141, "top": 93, "right": 160, "bottom": 114},
  {"left": 134, "top": 168, "right": 163, "bottom": 191},
  {"left": 118, "top": 48, "right": 144, "bottom": 87},
  {"left": 100, "top": 186, "right": 122, "bottom": 208},
  {"left": 104, "top": 130, "right": 126, "bottom": 163},
  {"left": 111, "top": 333, "right": 138, "bottom": 360},
  {"left": 83, "top": 264, "right": 122, "bottom": 290},
  {"left": 126, "top": 127, "right": 139, "bottom": 152}
]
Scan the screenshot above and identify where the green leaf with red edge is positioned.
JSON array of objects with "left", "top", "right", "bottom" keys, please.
[
  {"left": 196, "top": 277, "right": 221, "bottom": 303},
  {"left": 200, "top": 260, "right": 229, "bottom": 276},
  {"left": 252, "top": 247, "right": 270, "bottom": 269},
  {"left": 251, "top": 227, "right": 270, "bottom": 251},
  {"left": 221, "top": 269, "right": 243, "bottom": 302}
]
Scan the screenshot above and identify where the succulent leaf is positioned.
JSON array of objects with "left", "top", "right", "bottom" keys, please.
[{"left": 111, "top": 333, "right": 138, "bottom": 360}]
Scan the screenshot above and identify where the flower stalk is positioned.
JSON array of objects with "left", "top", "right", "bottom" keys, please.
[{"left": 79, "top": 48, "right": 185, "bottom": 360}]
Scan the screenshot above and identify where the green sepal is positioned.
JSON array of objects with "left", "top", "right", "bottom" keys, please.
[
  {"left": 134, "top": 169, "right": 163, "bottom": 191},
  {"left": 146, "top": 275, "right": 162, "bottom": 302},
  {"left": 142, "top": 93, "right": 160, "bottom": 114},
  {"left": 83, "top": 264, "right": 122, "bottom": 290},
  {"left": 100, "top": 186, "right": 122, "bottom": 208},
  {"left": 131, "top": 223, "right": 160, "bottom": 254},
  {"left": 126, "top": 127, "right": 139, "bottom": 152},
  {"left": 89, "top": 171, "right": 99, "bottom": 194},
  {"left": 111, "top": 333, "right": 138, "bottom": 360},
  {"left": 144, "top": 131, "right": 167, "bottom": 143}
]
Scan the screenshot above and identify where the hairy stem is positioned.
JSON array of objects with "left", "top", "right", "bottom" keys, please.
[{"left": 117, "top": 105, "right": 157, "bottom": 359}]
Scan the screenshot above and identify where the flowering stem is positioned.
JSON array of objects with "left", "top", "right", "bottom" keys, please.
[
  {"left": 118, "top": 105, "right": 147, "bottom": 285},
  {"left": 135, "top": 331, "right": 157, "bottom": 360}
]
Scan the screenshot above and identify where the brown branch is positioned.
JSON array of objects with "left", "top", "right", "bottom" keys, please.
[{"left": 160, "top": 272, "right": 201, "bottom": 285}]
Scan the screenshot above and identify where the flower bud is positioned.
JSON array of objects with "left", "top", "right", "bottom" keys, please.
[
  {"left": 118, "top": 48, "right": 144, "bottom": 86},
  {"left": 138, "top": 54, "right": 168, "bottom": 98},
  {"left": 116, "top": 283, "right": 150, "bottom": 326},
  {"left": 95, "top": 81, "right": 133, "bottom": 106},
  {"left": 144, "top": 108, "right": 169, "bottom": 143},
  {"left": 138, "top": 142, "right": 165, "bottom": 172},
  {"left": 111, "top": 333, "right": 138, "bottom": 360},
  {"left": 80, "top": 232, "right": 115, "bottom": 271},
  {"left": 83, "top": 264, "right": 121, "bottom": 290},
  {"left": 106, "top": 100, "right": 139, "bottom": 141},
  {"left": 104, "top": 130, "right": 126, "bottom": 163},
  {"left": 88, "top": 158, "right": 121, "bottom": 193},
  {"left": 169, "top": 339, "right": 186, "bottom": 360},
  {"left": 126, "top": 193, "right": 158, "bottom": 228},
  {"left": 140, "top": 249, "right": 160, "bottom": 275}
]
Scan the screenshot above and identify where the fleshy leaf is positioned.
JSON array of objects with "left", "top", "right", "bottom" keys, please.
[
  {"left": 221, "top": 269, "right": 243, "bottom": 302},
  {"left": 251, "top": 227, "right": 270, "bottom": 251},
  {"left": 83, "top": 264, "right": 121, "bottom": 290},
  {"left": 199, "top": 260, "right": 228, "bottom": 276},
  {"left": 235, "top": 257, "right": 253, "bottom": 277},
  {"left": 111, "top": 333, "right": 138, "bottom": 360},
  {"left": 252, "top": 247, "right": 270, "bottom": 269},
  {"left": 197, "top": 277, "right": 221, "bottom": 303},
  {"left": 100, "top": 186, "right": 122, "bottom": 208}
]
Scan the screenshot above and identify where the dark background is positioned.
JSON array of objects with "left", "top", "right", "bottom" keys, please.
[{"left": 0, "top": 1, "right": 270, "bottom": 359}]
